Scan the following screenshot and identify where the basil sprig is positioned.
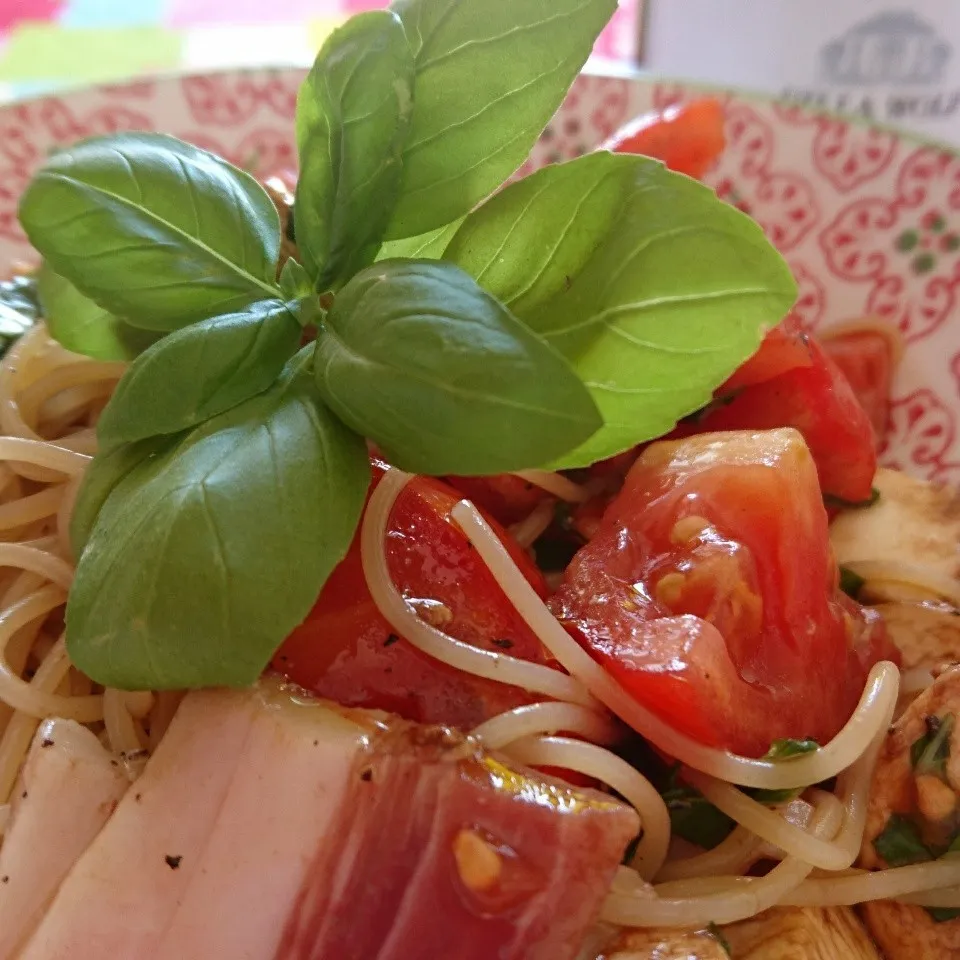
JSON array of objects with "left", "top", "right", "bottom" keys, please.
[{"left": 17, "top": 0, "right": 796, "bottom": 690}]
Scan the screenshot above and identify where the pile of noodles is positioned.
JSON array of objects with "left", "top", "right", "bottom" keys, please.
[{"left": 1, "top": 323, "right": 959, "bottom": 931}]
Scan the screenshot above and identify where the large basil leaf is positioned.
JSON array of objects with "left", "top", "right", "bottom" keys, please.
[
  {"left": 314, "top": 258, "right": 601, "bottom": 474},
  {"left": 70, "top": 435, "right": 175, "bottom": 557},
  {"left": 446, "top": 153, "right": 797, "bottom": 467},
  {"left": 375, "top": 217, "right": 463, "bottom": 262},
  {"left": 67, "top": 351, "right": 370, "bottom": 689},
  {"left": 19, "top": 134, "right": 281, "bottom": 331},
  {"left": 296, "top": 11, "right": 415, "bottom": 290},
  {"left": 96, "top": 299, "right": 302, "bottom": 452},
  {"left": 385, "top": 0, "right": 616, "bottom": 238},
  {"left": 37, "top": 262, "right": 159, "bottom": 361}
]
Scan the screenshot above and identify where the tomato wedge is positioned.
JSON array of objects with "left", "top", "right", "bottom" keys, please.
[
  {"left": 274, "top": 461, "right": 551, "bottom": 728},
  {"left": 820, "top": 325, "right": 899, "bottom": 444},
  {"left": 690, "top": 317, "right": 877, "bottom": 503},
  {"left": 603, "top": 98, "right": 726, "bottom": 180},
  {"left": 550, "top": 429, "right": 898, "bottom": 757},
  {"left": 445, "top": 473, "right": 550, "bottom": 526}
]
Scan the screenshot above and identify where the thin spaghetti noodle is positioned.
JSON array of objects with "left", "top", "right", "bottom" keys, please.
[
  {"left": 505, "top": 734, "right": 672, "bottom": 880},
  {"left": 449, "top": 494, "right": 900, "bottom": 791},
  {"left": 0, "top": 325, "right": 952, "bottom": 938}
]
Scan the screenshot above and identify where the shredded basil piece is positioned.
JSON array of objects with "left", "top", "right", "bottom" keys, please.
[
  {"left": 912, "top": 713, "right": 955, "bottom": 779},
  {"left": 662, "top": 770, "right": 736, "bottom": 850},
  {"left": 824, "top": 487, "right": 881, "bottom": 511},
  {"left": 764, "top": 738, "right": 820, "bottom": 761},
  {"left": 838, "top": 566, "right": 866, "bottom": 599},
  {"left": 873, "top": 814, "right": 935, "bottom": 867},
  {"left": 707, "top": 922, "right": 732, "bottom": 955},
  {"left": 926, "top": 907, "right": 960, "bottom": 923}
]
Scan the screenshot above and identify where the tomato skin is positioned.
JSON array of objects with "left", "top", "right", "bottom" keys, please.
[
  {"left": 551, "top": 429, "right": 899, "bottom": 757},
  {"left": 722, "top": 319, "right": 816, "bottom": 392},
  {"left": 603, "top": 99, "right": 726, "bottom": 180},
  {"left": 445, "top": 474, "right": 550, "bottom": 526},
  {"left": 693, "top": 318, "right": 877, "bottom": 503},
  {"left": 820, "top": 327, "right": 898, "bottom": 443},
  {"left": 274, "top": 461, "right": 550, "bottom": 728}
]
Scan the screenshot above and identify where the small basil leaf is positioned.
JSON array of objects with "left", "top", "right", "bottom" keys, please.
[
  {"left": 873, "top": 814, "right": 934, "bottom": 867},
  {"left": 278, "top": 258, "right": 313, "bottom": 301},
  {"left": 447, "top": 153, "right": 796, "bottom": 468},
  {"left": 763, "top": 738, "right": 820, "bottom": 761},
  {"left": 386, "top": 0, "right": 616, "bottom": 238},
  {"left": 67, "top": 351, "right": 370, "bottom": 689},
  {"left": 96, "top": 299, "right": 302, "bottom": 451},
  {"left": 375, "top": 218, "right": 463, "bottom": 262},
  {"left": 37, "top": 262, "right": 159, "bottom": 361},
  {"left": 19, "top": 133, "right": 281, "bottom": 330},
  {"left": 295, "top": 11, "right": 414, "bottom": 291},
  {"left": 314, "top": 258, "right": 602, "bottom": 474},
  {"left": 70, "top": 435, "right": 175, "bottom": 557}
]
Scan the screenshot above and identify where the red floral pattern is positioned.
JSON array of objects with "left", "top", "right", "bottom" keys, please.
[
  {"left": 813, "top": 121, "right": 898, "bottom": 194},
  {"left": 821, "top": 147, "right": 960, "bottom": 344},
  {"left": 884, "top": 389, "right": 957, "bottom": 474},
  {"left": 0, "top": 69, "right": 958, "bottom": 483}
]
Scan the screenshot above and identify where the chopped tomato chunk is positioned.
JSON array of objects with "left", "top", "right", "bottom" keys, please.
[
  {"left": 691, "top": 317, "right": 878, "bottom": 503},
  {"left": 551, "top": 429, "right": 898, "bottom": 757},
  {"left": 603, "top": 98, "right": 726, "bottom": 180},
  {"left": 274, "top": 461, "right": 550, "bottom": 728},
  {"left": 820, "top": 325, "right": 899, "bottom": 444},
  {"left": 445, "top": 473, "right": 550, "bottom": 526}
]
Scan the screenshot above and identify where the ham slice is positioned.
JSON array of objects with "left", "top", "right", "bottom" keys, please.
[
  {"left": 0, "top": 719, "right": 127, "bottom": 959},
  {"left": 21, "top": 683, "right": 638, "bottom": 960}
]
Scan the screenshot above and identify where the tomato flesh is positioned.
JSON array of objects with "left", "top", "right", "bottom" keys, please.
[
  {"left": 445, "top": 474, "right": 550, "bottom": 526},
  {"left": 550, "top": 429, "right": 898, "bottom": 757},
  {"left": 820, "top": 328, "right": 897, "bottom": 444},
  {"left": 604, "top": 98, "right": 726, "bottom": 180},
  {"left": 691, "top": 318, "right": 877, "bottom": 503},
  {"left": 274, "top": 461, "right": 550, "bottom": 728}
]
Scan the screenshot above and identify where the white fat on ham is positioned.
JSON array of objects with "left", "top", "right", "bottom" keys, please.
[
  {"left": 0, "top": 719, "right": 127, "bottom": 960},
  {"left": 19, "top": 684, "right": 366, "bottom": 960}
]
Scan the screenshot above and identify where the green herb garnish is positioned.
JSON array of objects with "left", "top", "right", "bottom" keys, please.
[
  {"left": 764, "top": 738, "right": 819, "bottom": 760},
  {"left": 747, "top": 738, "right": 820, "bottom": 804},
  {"left": 838, "top": 565, "right": 866, "bottom": 599},
  {"left": 824, "top": 487, "right": 881, "bottom": 511},
  {"left": 662, "top": 771, "right": 736, "bottom": 850},
  {"left": 926, "top": 907, "right": 960, "bottom": 923},
  {"left": 912, "top": 714, "right": 956, "bottom": 778},
  {"left": 706, "top": 922, "right": 732, "bottom": 955},
  {"left": 873, "top": 814, "right": 935, "bottom": 867},
  {"left": 18, "top": 0, "right": 797, "bottom": 690}
]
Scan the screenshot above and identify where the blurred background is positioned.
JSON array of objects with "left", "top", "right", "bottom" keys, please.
[
  {"left": 0, "top": 0, "right": 957, "bottom": 144},
  {"left": 0, "top": 0, "right": 639, "bottom": 97}
]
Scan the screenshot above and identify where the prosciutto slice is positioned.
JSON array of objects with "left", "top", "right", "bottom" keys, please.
[
  {"left": 0, "top": 719, "right": 127, "bottom": 959},
  {"left": 20, "top": 683, "right": 637, "bottom": 960}
]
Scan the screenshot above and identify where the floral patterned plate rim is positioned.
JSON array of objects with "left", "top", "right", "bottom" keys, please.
[{"left": 0, "top": 67, "right": 956, "bottom": 483}]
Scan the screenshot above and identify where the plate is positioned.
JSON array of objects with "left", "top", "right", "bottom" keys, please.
[{"left": 0, "top": 67, "right": 957, "bottom": 481}]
